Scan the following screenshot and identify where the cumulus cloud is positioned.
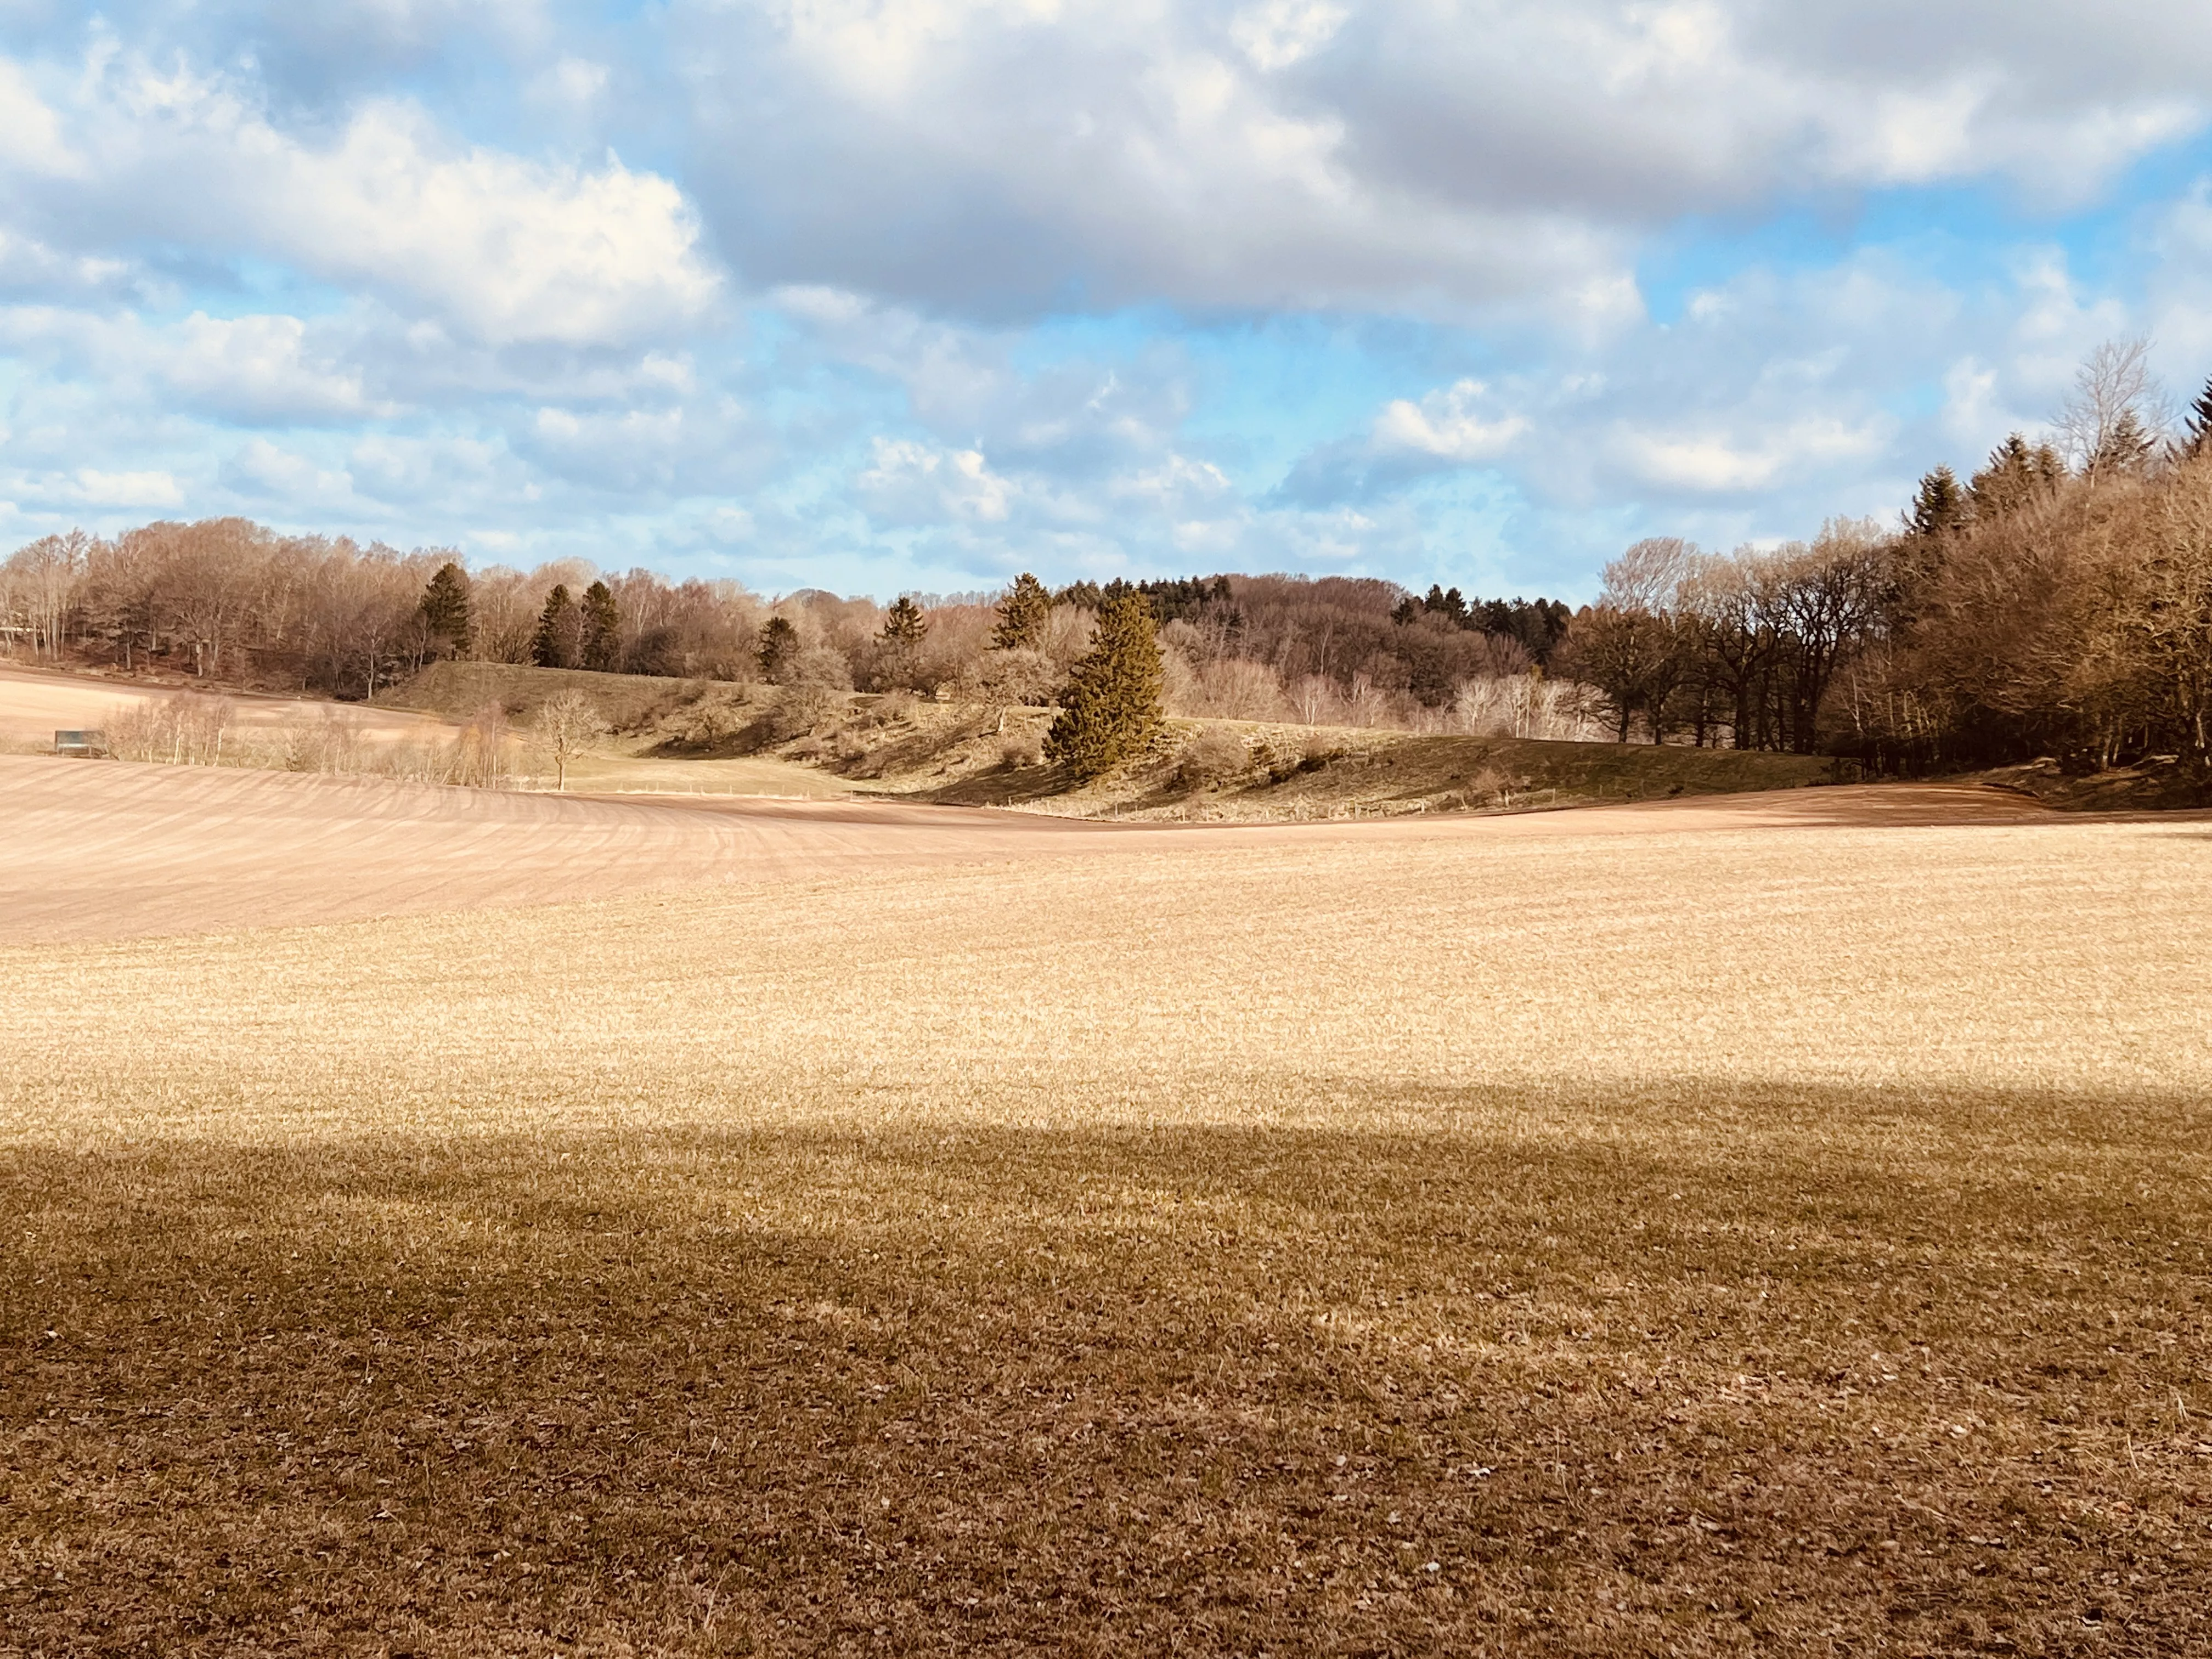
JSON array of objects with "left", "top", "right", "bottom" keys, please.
[
  {"left": 0, "top": 52, "right": 720, "bottom": 349},
  {"left": 49, "top": 467, "right": 186, "bottom": 507},
  {"left": 1, "top": 4, "right": 2208, "bottom": 597},
  {"left": 673, "top": 0, "right": 2212, "bottom": 318},
  {"left": 517, "top": 396, "right": 779, "bottom": 497},
  {"left": 857, "top": 438, "right": 1017, "bottom": 524},
  {"left": 1615, "top": 419, "right": 1889, "bottom": 495},
  {"left": 222, "top": 438, "right": 356, "bottom": 503},
  {"left": 0, "top": 306, "right": 388, "bottom": 421},
  {"left": 1374, "top": 381, "right": 1527, "bottom": 462}
]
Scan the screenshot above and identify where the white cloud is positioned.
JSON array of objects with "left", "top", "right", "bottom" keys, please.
[
  {"left": 0, "top": 59, "right": 80, "bottom": 176},
  {"left": 674, "top": 0, "right": 2212, "bottom": 318},
  {"left": 347, "top": 433, "right": 511, "bottom": 505},
  {"left": 0, "top": 306, "right": 387, "bottom": 421},
  {"left": 165, "top": 313, "right": 386, "bottom": 418},
  {"left": 1229, "top": 0, "right": 1347, "bottom": 72},
  {"left": 1116, "top": 453, "right": 1232, "bottom": 505},
  {"left": 61, "top": 467, "right": 185, "bottom": 507},
  {"left": 543, "top": 57, "right": 610, "bottom": 105},
  {"left": 222, "top": 438, "right": 355, "bottom": 503},
  {"left": 7, "top": 52, "right": 720, "bottom": 348},
  {"left": 858, "top": 437, "right": 1015, "bottom": 522},
  {"left": 1373, "top": 380, "right": 1527, "bottom": 461}
]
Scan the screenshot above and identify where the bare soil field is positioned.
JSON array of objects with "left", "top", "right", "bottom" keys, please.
[
  {"left": 0, "top": 754, "right": 2051, "bottom": 944},
  {"left": 3, "top": 764, "right": 2207, "bottom": 1655}
]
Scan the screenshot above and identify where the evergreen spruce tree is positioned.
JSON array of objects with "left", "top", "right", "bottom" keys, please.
[
  {"left": 757, "top": 615, "right": 799, "bottom": 681},
  {"left": 2090, "top": 410, "right": 2157, "bottom": 482},
  {"left": 992, "top": 572, "right": 1051, "bottom": 650},
  {"left": 533, "top": 584, "right": 580, "bottom": 669},
  {"left": 2187, "top": 377, "right": 2212, "bottom": 457},
  {"left": 1906, "top": 466, "right": 1970, "bottom": 539},
  {"left": 417, "top": 561, "right": 473, "bottom": 658},
  {"left": 880, "top": 595, "right": 927, "bottom": 646},
  {"left": 580, "top": 580, "right": 622, "bottom": 671},
  {"left": 1045, "top": 590, "right": 1163, "bottom": 780},
  {"left": 1968, "top": 433, "right": 2064, "bottom": 520}
]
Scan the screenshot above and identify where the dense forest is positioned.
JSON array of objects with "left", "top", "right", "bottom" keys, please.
[{"left": 5, "top": 338, "right": 2209, "bottom": 768}]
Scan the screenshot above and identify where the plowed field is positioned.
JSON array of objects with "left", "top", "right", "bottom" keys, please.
[
  {"left": 0, "top": 753, "right": 2052, "bottom": 943},
  {"left": 4, "top": 757, "right": 2207, "bottom": 1655}
]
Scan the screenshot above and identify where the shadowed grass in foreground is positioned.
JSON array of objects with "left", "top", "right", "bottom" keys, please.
[{"left": 7, "top": 1096, "right": 2209, "bottom": 1655}]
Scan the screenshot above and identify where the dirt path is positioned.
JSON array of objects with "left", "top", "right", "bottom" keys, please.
[{"left": 0, "top": 756, "right": 2063, "bottom": 945}]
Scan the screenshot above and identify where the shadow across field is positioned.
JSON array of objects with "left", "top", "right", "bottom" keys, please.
[{"left": 8, "top": 1083, "right": 2209, "bottom": 1657}]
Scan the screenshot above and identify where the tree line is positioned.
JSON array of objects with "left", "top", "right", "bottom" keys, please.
[
  {"left": 10, "top": 336, "right": 2204, "bottom": 776},
  {"left": 1563, "top": 338, "right": 2212, "bottom": 770},
  {"left": 0, "top": 518, "right": 1585, "bottom": 734}
]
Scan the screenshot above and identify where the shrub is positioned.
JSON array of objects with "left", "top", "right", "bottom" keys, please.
[
  {"left": 998, "top": 730, "right": 1046, "bottom": 770},
  {"left": 765, "top": 685, "right": 843, "bottom": 742},
  {"left": 977, "top": 647, "right": 1060, "bottom": 707},
  {"left": 1174, "top": 730, "right": 1249, "bottom": 792}
]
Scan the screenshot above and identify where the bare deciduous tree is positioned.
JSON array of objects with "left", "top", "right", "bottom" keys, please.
[
  {"left": 2057, "top": 337, "right": 2171, "bottom": 487},
  {"left": 528, "top": 689, "right": 610, "bottom": 791}
]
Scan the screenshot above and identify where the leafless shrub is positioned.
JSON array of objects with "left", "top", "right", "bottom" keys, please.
[
  {"left": 764, "top": 684, "right": 845, "bottom": 743},
  {"left": 283, "top": 710, "right": 370, "bottom": 774},
  {"left": 1452, "top": 675, "right": 1609, "bottom": 741},
  {"left": 105, "top": 693, "right": 239, "bottom": 765},
  {"left": 997, "top": 729, "right": 1046, "bottom": 770},
  {"left": 870, "top": 689, "right": 921, "bottom": 726},
  {"left": 1174, "top": 729, "right": 1249, "bottom": 792},
  {"left": 450, "top": 702, "right": 512, "bottom": 789},
  {"left": 972, "top": 648, "right": 1060, "bottom": 708}
]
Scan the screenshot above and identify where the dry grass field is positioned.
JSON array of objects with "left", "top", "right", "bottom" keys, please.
[
  {"left": 0, "top": 665, "right": 447, "bottom": 754},
  {"left": 0, "top": 754, "right": 2046, "bottom": 945},
  {"left": 3, "top": 766, "right": 2209, "bottom": 1656}
]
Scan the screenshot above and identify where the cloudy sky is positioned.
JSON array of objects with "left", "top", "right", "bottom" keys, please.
[{"left": 2, "top": 1, "right": 2210, "bottom": 599}]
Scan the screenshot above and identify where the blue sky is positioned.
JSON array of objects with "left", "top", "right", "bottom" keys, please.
[{"left": 3, "top": 1, "right": 2211, "bottom": 600}]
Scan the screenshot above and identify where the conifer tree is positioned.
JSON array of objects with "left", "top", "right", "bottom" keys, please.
[
  {"left": 757, "top": 615, "right": 799, "bottom": 681},
  {"left": 880, "top": 595, "right": 927, "bottom": 646},
  {"left": 417, "top": 561, "right": 473, "bottom": 658},
  {"left": 2091, "top": 410, "right": 2157, "bottom": 482},
  {"left": 1045, "top": 590, "right": 1163, "bottom": 779},
  {"left": 992, "top": 572, "right": 1051, "bottom": 650},
  {"left": 532, "top": 584, "right": 579, "bottom": 669},
  {"left": 2187, "top": 377, "right": 2212, "bottom": 457},
  {"left": 580, "top": 580, "right": 622, "bottom": 671},
  {"left": 1906, "top": 466, "right": 1970, "bottom": 539},
  {"left": 1968, "top": 434, "right": 2064, "bottom": 520}
]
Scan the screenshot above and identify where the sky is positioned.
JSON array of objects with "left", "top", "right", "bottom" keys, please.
[{"left": 3, "top": 2, "right": 2212, "bottom": 601}]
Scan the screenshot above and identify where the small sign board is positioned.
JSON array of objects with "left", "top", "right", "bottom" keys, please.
[{"left": 54, "top": 729, "right": 108, "bottom": 758}]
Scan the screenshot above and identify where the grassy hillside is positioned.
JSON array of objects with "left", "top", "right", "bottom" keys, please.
[
  {"left": 392, "top": 663, "right": 1836, "bottom": 815},
  {"left": 788, "top": 700, "right": 1832, "bottom": 819},
  {"left": 391, "top": 660, "right": 742, "bottom": 731}
]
